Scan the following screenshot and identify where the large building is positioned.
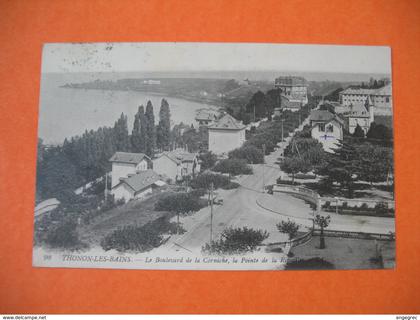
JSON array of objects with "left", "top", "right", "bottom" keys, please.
[
  {"left": 274, "top": 76, "right": 308, "bottom": 111},
  {"left": 152, "top": 149, "right": 201, "bottom": 182},
  {"left": 339, "top": 83, "right": 392, "bottom": 115},
  {"left": 109, "top": 152, "right": 151, "bottom": 188},
  {"left": 208, "top": 113, "right": 246, "bottom": 155},
  {"left": 310, "top": 110, "right": 344, "bottom": 153},
  {"left": 334, "top": 97, "right": 375, "bottom": 134}
]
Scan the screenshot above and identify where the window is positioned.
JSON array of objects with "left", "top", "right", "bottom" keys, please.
[
  {"left": 318, "top": 123, "right": 325, "bottom": 132},
  {"left": 327, "top": 124, "right": 334, "bottom": 133},
  {"left": 386, "top": 97, "right": 390, "bottom": 103}
]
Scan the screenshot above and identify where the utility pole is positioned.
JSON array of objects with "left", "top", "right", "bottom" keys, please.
[
  {"left": 253, "top": 104, "right": 256, "bottom": 123},
  {"left": 210, "top": 182, "right": 214, "bottom": 243},
  {"left": 281, "top": 119, "right": 284, "bottom": 142},
  {"left": 262, "top": 144, "right": 266, "bottom": 193},
  {"left": 104, "top": 172, "right": 108, "bottom": 202}
]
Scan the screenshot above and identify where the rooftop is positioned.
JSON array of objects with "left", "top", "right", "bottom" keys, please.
[
  {"left": 340, "top": 84, "right": 392, "bottom": 96},
  {"left": 310, "top": 110, "right": 335, "bottom": 122},
  {"left": 109, "top": 152, "right": 149, "bottom": 164},
  {"left": 310, "top": 110, "right": 344, "bottom": 125},
  {"left": 117, "top": 169, "right": 162, "bottom": 192},
  {"left": 275, "top": 76, "right": 307, "bottom": 87},
  {"left": 195, "top": 109, "right": 218, "bottom": 121},
  {"left": 157, "top": 149, "right": 198, "bottom": 164},
  {"left": 208, "top": 113, "right": 246, "bottom": 130}
]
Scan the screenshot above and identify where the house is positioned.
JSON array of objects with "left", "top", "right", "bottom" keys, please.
[
  {"left": 109, "top": 152, "right": 151, "bottom": 188},
  {"left": 339, "top": 83, "right": 392, "bottom": 115},
  {"left": 310, "top": 110, "right": 344, "bottom": 153},
  {"left": 110, "top": 169, "right": 165, "bottom": 202},
  {"left": 208, "top": 113, "right": 246, "bottom": 155},
  {"left": 274, "top": 76, "right": 308, "bottom": 109},
  {"left": 152, "top": 149, "right": 201, "bottom": 182},
  {"left": 334, "top": 96, "right": 374, "bottom": 134},
  {"left": 195, "top": 109, "right": 218, "bottom": 127}
]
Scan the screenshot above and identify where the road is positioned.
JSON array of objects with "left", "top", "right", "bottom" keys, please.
[
  {"left": 156, "top": 118, "right": 312, "bottom": 254},
  {"left": 157, "top": 114, "right": 394, "bottom": 255}
]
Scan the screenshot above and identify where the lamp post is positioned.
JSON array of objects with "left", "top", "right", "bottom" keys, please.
[
  {"left": 334, "top": 196, "right": 339, "bottom": 215},
  {"left": 262, "top": 144, "right": 266, "bottom": 193}
]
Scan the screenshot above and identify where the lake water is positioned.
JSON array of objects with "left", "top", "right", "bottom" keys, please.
[{"left": 38, "top": 73, "right": 218, "bottom": 144}]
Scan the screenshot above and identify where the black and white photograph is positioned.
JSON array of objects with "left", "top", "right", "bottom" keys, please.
[{"left": 33, "top": 42, "right": 395, "bottom": 270}]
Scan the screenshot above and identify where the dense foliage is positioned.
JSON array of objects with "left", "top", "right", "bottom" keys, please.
[
  {"left": 190, "top": 173, "right": 231, "bottom": 190},
  {"left": 101, "top": 216, "right": 181, "bottom": 252},
  {"left": 37, "top": 99, "right": 171, "bottom": 201},
  {"left": 199, "top": 151, "right": 218, "bottom": 170},
  {"left": 202, "top": 227, "right": 269, "bottom": 255},
  {"left": 228, "top": 145, "right": 264, "bottom": 164},
  {"left": 213, "top": 159, "right": 253, "bottom": 176},
  {"left": 277, "top": 219, "right": 300, "bottom": 240}
]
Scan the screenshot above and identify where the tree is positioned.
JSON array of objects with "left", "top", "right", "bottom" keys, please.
[
  {"left": 277, "top": 219, "right": 300, "bottom": 240},
  {"left": 131, "top": 105, "right": 146, "bottom": 153},
  {"left": 190, "top": 173, "right": 231, "bottom": 190},
  {"left": 314, "top": 214, "right": 331, "bottom": 249},
  {"left": 246, "top": 91, "right": 269, "bottom": 121},
  {"left": 357, "top": 142, "right": 393, "bottom": 185},
  {"left": 144, "top": 101, "right": 156, "bottom": 157},
  {"left": 317, "top": 140, "right": 359, "bottom": 198},
  {"left": 155, "top": 193, "right": 203, "bottom": 234},
  {"left": 202, "top": 227, "right": 269, "bottom": 254},
  {"left": 156, "top": 99, "right": 171, "bottom": 151},
  {"left": 353, "top": 124, "right": 365, "bottom": 138},
  {"left": 213, "top": 158, "right": 253, "bottom": 177},
  {"left": 199, "top": 151, "right": 217, "bottom": 170},
  {"left": 113, "top": 113, "right": 130, "bottom": 152},
  {"left": 366, "top": 122, "right": 393, "bottom": 145},
  {"left": 280, "top": 156, "right": 310, "bottom": 184},
  {"left": 228, "top": 145, "right": 264, "bottom": 164}
]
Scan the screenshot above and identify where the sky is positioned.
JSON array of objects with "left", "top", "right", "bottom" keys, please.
[{"left": 42, "top": 42, "right": 391, "bottom": 75}]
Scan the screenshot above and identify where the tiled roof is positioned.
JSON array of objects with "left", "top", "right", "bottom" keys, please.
[
  {"left": 157, "top": 149, "right": 197, "bottom": 164},
  {"left": 340, "top": 84, "right": 392, "bottom": 96},
  {"left": 310, "top": 110, "right": 344, "bottom": 126},
  {"left": 335, "top": 103, "right": 370, "bottom": 118},
  {"left": 208, "top": 113, "right": 246, "bottom": 130},
  {"left": 117, "top": 169, "right": 162, "bottom": 192},
  {"left": 310, "top": 110, "right": 335, "bottom": 122},
  {"left": 374, "top": 84, "right": 392, "bottom": 96},
  {"left": 109, "top": 152, "right": 149, "bottom": 164},
  {"left": 195, "top": 109, "right": 218, "bottom": 121}
]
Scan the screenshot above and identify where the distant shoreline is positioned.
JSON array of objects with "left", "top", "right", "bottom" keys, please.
[{"left": 60, "top": 85, "right": 224, "bottom": 108}]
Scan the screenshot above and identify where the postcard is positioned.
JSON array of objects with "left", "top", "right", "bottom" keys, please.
[{"left": 33, "top": 43, "right": 395, "bottom": 270}]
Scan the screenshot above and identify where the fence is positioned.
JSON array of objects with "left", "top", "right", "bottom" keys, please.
[
  {"left": 321, "top": 197, "right": 394, "bottom": 209},
  {"left": 272, "top": 184, "right": 320, "bottom": 209},
  {"left": 264, "top": 227, "right": 314, "bottom": 252},
  {"left": 313, "top": 229, "right": 395, "bottom": 241}
]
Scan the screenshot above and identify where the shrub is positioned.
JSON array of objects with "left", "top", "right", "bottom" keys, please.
[
  {"left": 360, "top": 203, "right": 369, "bottom": 210},
  {"left": 285, "top": 257, "right": 335, "bottom": 270},
  {"left": 213, "top": 158, "right": 253, "bottom": 176},
  {"left": 342, "top": 202, "right": 348, "bottom": 209},
  {"left": 155, "top": 193, "right": 203, "bottom": 213},
  {"left": 228, "top": 145, "right": 264, "bottom": 164},
  {"left": 374, "top": 202, "right": 389, "bottom": 214},
  {"left": 190, "top": 173, "right": 231, "bottom": 190},
  {"left": 221, "top": 181, "right": 240, "bottom": 190},
  {"left": 101, "top": 216, "right": 182, "bottom": 252},
  {"left": 323, "top": 201, "right": 331, "bottom": 209},
  {"left": 276, "top": 219, "right": 300, "bottom": 240},
  {"left": 199, "top": 151, "right": 218, "bottom": 170},
  {"left": 202, "top": 227, "right": 269, "bottom": 255},
  {"left": 190, "top": 188, "right": 207, "bottom": 198},
  {"left": 45, "top": 219, "right": 84, "bottom": 249}
]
